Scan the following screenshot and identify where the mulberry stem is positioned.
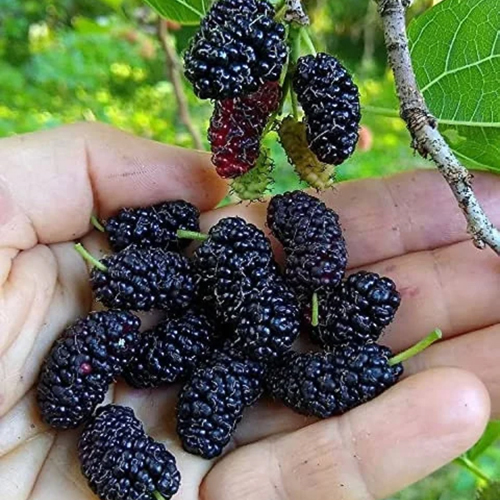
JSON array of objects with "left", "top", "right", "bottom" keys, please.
[
  {"left": 74, "top": 243, "right": 108, "bottom": 272},
  {"left": 389, "top": 329, "right": 442, "bottom": 366},
  {"left": 300, "top": 28, "right": 317, "bottom": 56},
  {"left": 311, "top": 292, "right": 319, "bottom": 327},
  {"left": 176, "top": 229, "right": 209, "bottom": 241},
  {"left": 90, "top": 215, "right": 105, "bottom": 233},
  {"left": 455, "top": 456, "right": 490, "bottom": 484},
  {"left": 153, "top": 492, "right": 166, "bottom": 500}
]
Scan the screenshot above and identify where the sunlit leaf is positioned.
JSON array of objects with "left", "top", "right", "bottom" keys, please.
[
  {"left": 142, "top": 0, "right": 210, "bottom": 25},
  {"left": 408, "top": 0, "right": 500, "bottom": 172}
]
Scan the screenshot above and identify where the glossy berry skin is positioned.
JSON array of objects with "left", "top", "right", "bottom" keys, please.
[
  {"left": 91, "top": 247, "right": 195, "bottom": 312},
  {"left": 267, "top": 190, "right": 344, "bottom": 248},
  {"left": 267, "top": 191, "right": 347, "bottom": 300},
  {"left": 37, "top": 311, "right": 140, "bottom": 429},
  {"left": 293, "top": 53, "right": 361, "bottom": 165},
  {"left": 266, "top": 344, "right": 403, "bottom": 418},
  {"left": 104, "top": 200, "right": 200, "bottom": 252},
  {"left": 123, "top": 309, "right": 217, "bottom": 388},
  {"left": 79, "top": 405, "right": 181, "bottom": 500},
  {"left": 209, "top": 81, "right": 282, "bottom": 178},
  {"left": 184, "top": 0, "right": 287, "bottom": 100},
  {"left": 194, "top": 217, "right": 277, "bottom": 323},
  {"left": 232, "top": 276, "right": 301, "bottom": 361},
  {"left": 306, "top": 271, "right": 401, "bottom": 347},
  {"left": 176, "top": 346, "right": 267, "bottom": 459}
]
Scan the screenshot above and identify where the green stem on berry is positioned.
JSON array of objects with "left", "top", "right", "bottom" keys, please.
[
  {"left": 388, "top": 329, "right": 442, "bottom": 366},
  {"left": 289, "top": 27, "right": 302, "bottom": 121},
  {"left": 90, "top": 215, "right": 105, "bottom": 233},
  {"left": 311, "top": 292, "right": 319, "bottom": 327},
  {"left": 455, "top": 455, "right": 491, "bottom": 484},
  {"left": 300, "top": 28, "right": 317, "bottom": 56},
  {"left": 176, "top": 229, "right": 209, "bottom": 241},
  {"left": 153, "top": 492, "right": 167, "bottom": 500},
  {"left": 74, "top": 243, "right": 108, "bottom": 272}
]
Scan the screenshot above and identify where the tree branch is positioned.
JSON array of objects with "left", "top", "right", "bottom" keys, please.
[
  {"left": 375, "top": 0, "right": 500, "bottom": 254},
  {"left": 158, "top": 20, "right": 204, "bottom": 150}
]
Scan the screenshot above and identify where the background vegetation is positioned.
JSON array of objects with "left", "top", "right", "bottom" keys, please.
[{"left": 0, "top": 0, "right": 498, "bottom": 497}]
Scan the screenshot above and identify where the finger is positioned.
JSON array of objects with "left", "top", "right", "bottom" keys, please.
[
  {"left": 202, "top": 369, "right": 490, "bottom": 500},
  {"left": 0, "top": 122, "right": 227, "bottom": 248},
  {"left": 365, "top": 239, "right": 500, "bottom": 352},
  {"left": 201, "top": 170, "right": 500, "bottom": 267},
  {"left": 405, "top": 324, "right": 500, "bottom": 417}
]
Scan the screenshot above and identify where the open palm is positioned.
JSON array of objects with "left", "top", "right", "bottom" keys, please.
[{"left": 1, "top": 123, "right": 498, "bottom": 500}]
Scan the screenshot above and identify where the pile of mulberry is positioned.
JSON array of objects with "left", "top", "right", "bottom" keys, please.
[
  {"left": 209, "top": 81, "right": 281, "bottom": 178},
  {"left": 293, "top": 53, "right": 361, "bottom": 165},
  {"left": 79, "top": 405, "right": 180, "bottom": 500},
  {"left": 91, "top": 246, "right": 195, "bottom": 312},
  {"left": 37, "top": 311, "right": 140, "bottom": 429},
  {"left": 104, "top": 200, "right": 200, "bottom": 252},
  {"left": 266, "top": 343, "right": 403, "bottom": 418},
  {"left": 307, "top": 271, "right": 401, "bottom": 347},
  {"left": 184, "top": 0, "right": 287, "bottom": 100}
]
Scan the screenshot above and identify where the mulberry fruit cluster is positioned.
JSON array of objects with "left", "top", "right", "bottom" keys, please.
[
  {"left": 267, "top": 190, "right": 348, "bottom": 301},
  {"left": 184, "top": 0, "right": 287, "bottom": 100},
  {"left": 104, "top": 200, "right": 200, "bottom": 252},
  {"left": 37, "top": 311, "right": 140, "bottom": 429},
  {"left": 79, "top": 405, "right": 181, "bottom": 500},
  {"left": 209, "top": 81, "right": 281, "bottom": 179},
  {"left": 293, "top": 53, "right": 361, "bottom": 165},
  {"left": 38, "top": 187, "right": 415, "bottom": 499}
]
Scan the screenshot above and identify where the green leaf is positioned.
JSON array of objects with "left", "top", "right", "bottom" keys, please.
[
  {"left": 467, "top": 420, "right": 500, "bottom": 461},
  {"left": 408, "top": 0, "right": 500, "bottom": 173},
  {"left": 142, "top": 0, "right": 210, "bottom": 25}
]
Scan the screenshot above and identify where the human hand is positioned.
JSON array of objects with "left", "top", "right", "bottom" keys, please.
[{"left": 0, "top": 123, "right": 497, "bottom": 500}]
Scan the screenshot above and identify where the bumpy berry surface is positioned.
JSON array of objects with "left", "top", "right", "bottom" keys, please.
[
  {"left": 232, "top": 276, "right": 301, "bottom": 361},
  {"left": 123, "top": 309, "right": 217, "bottom": 388},
  {"left": 209, "top": 81, "right": 281, "bottom": 178},
  {"left": 231, "top": 149, "right": 274, "bottom": 200},
  {"left": 91, "top": 247, "right": 195, "bottom": 312},
  {"left": 176, "top": 346, "right": 266, "bottom": 459},
  {"left": 278, "top": 116, "right": 336, "bottom": 190},
  {"left": 284, "top": 239, "right": 348, "bottom": 298},
  {"left": 194, "top": 217, "right": 277, "bottom": 323},
  {"left": 184, "top": 0, "right": 287, "bottom": 100},
  {"left": 267, "top": 190, "right": 343, "bottom": 248},
  {"left": 306, "top": 271, "right": 401, "bottom": 347},
  {"left": 266, "top": 344, "right": 403, "bottom": 418},
  {"left": 105, "top": 200, "right": 200, "bottom": 252},
  {"left": 37, "top": 311, "right": 140, "bottom": 429},
  {"left": 293, "top": 53, "right": 361, "bottom": 165},
  {"left": 267, "top": 191, "right": 347, "bottom": 299},
  {"left": 79, "top": 405, "right": 180, "bottom": 500}
]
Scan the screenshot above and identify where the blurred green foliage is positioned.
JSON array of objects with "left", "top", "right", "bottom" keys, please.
[{"left": 0, "top": 0, "right": 497, "bottom": 497}]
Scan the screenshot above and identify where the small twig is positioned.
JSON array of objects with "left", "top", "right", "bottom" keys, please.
[
  {"left": 284, "top": 0, "right": 310, "bottom": 25},
  {"left": 455, "top": 456, "right": 491, "bottom": 484},
  {"left": 158, "top": 20, "right": 204, "bottom": 150},
  {"left": 375, "top": 0, "right": 500, "bottom": 255}
]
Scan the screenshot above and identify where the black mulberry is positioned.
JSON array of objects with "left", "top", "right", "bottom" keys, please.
[
  {"left": 37, "top": 311, "right": 140, "bottom": 429},
  {"left": 90, "top": 247, "right": 195, "bottom": 312},
  {"left": 209, "top": 81, "right": 281, "bottom": 179},
  {"left": 79, "top": 404, "right": 180, "bottom": 500},
  {"left": 194, "top": 217, "right": 277, "bottom": 323},
  {"left": 184, "top": 0, "right": 287, "bottom": 100},
  {"left": 104, "top": 200, "right": 200, "bottom": 252},
  {"left": 307, "top": 271, "right": 401, "bottom": 347},
  {"left": 176, "top": 346, "right": 266, "bottom": 459},
  {"left": 293, "top": 53, "right": 361, "bottom": 165},
  {"left": 266, "top": 344, "right": 403, "bottom": 418},
  {"left": 232, "top": 276, "right": 301, "bottom": 361},
  {"left": 123, "top": 309, "right": 218, "bottom": 388}
]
